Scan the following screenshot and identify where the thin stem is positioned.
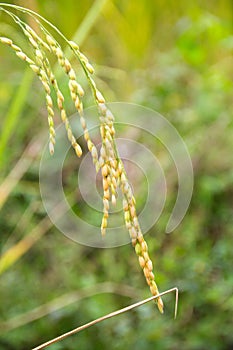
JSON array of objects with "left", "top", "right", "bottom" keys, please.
[{"left": 32, "top": 287, "right": 178, "bottom": 350}]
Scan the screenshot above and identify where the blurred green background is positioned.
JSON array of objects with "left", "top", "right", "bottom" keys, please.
[{"left": 0, "top": 0, "right": 233, "bottom": 349}]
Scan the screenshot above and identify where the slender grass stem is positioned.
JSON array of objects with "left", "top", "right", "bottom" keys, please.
[{"left": 32, "top": 287, "right": 178, "bottom": 350}]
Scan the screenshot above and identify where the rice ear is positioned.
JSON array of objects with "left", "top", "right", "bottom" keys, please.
[{"left": 0, "top": 5, "right": 164, "bottom": 313}]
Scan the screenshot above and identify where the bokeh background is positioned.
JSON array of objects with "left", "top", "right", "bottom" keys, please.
[{"left": 0, "top": 0, "right": 233, "bottom": 349}]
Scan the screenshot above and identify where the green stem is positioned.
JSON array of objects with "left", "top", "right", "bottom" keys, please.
[{"left": 64, "top": 0, "right": 108, "bottom": 53}]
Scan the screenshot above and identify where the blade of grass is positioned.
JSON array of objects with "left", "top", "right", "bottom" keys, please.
[
  {"left": 65, "top": 0, "right": 108, "bottom": 51},
  {"left": 0, "top": 212, "right": 52, "bottom": 275},
  {"left": 0, "top": 68, "right": 34, "bottom": 168}
]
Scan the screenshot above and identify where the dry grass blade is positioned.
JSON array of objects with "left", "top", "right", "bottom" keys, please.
[
  {"left": 32, "top": 287, "right": 178, "bottom": 350},
  {"left": 0, "top": 191, "right": 76, "bottom": 275}
]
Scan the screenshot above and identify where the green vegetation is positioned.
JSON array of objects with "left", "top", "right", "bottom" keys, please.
[{"left": 0, "top": 1, "right": 233, "bottom": 349}]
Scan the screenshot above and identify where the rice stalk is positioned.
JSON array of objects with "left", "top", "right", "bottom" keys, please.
[{"left": 0, "top": 3, "right": 164, "bottom": 313}]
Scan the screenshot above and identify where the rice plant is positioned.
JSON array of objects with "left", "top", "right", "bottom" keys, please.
[{"left": 0, "top": 2, "right": 164, "bottom": 316}]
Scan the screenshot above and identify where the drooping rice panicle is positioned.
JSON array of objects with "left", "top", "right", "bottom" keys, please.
[{"left": 0, "top": 4, "right": 164, "bottom": 313}]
